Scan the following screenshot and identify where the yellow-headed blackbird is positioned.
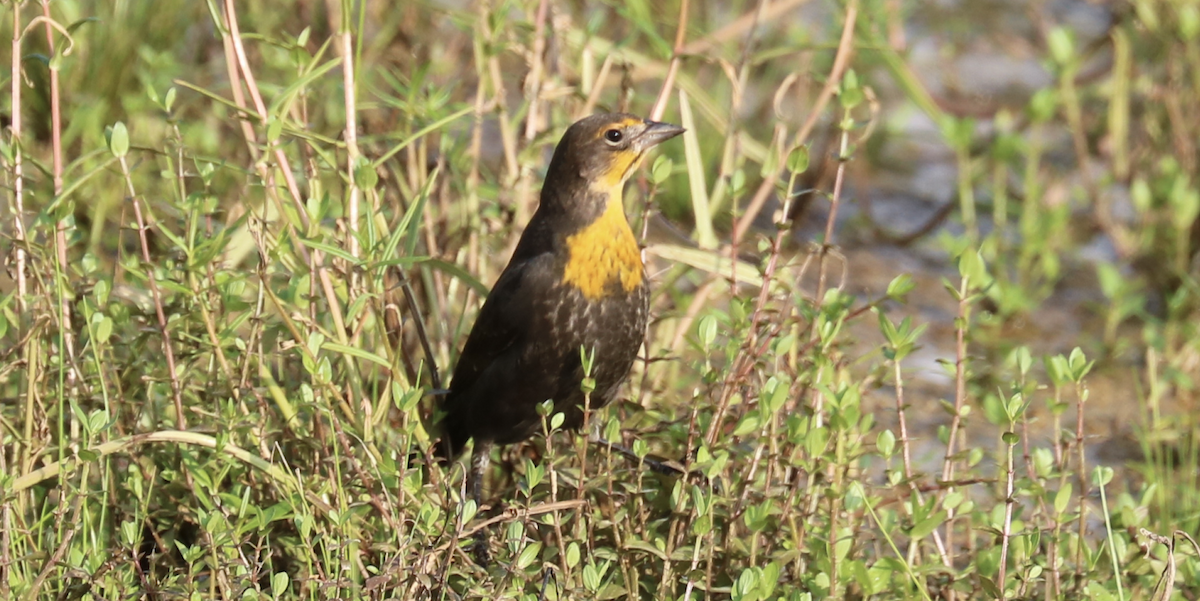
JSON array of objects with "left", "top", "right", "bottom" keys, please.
[{"left": 438, "top": 113, "right": 684, "bottom": 464}]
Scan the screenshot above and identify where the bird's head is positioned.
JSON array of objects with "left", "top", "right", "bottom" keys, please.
[{"left": 542, "top": 113, "right": 685, "bottom": 207}]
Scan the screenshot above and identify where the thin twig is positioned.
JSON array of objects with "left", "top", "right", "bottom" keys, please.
[
  {"left": 339, "top": 4, "right": 362, "bottom": 289},
  {"left": 219, "top": 0, "right": 350, "bottom": 345},
  {"left": 523, "top": 0, "right": 550, "bottom": 139},
  {"left": 42, "top": 1, "right": 78, "bottom": 397},
  {"left": 6, "top": 11, "right": 30, "bottom": 593},
  {"left": 937, "top": 272, "right": 971, "bottom": 577},
  {"left": 10, "top": 431, "right": 335, "bottom": 514},
  {"left": 650, "top": 0, "right": 689, "bottom": 121},
  {"left": 23, "top": 527, "right": 75, "bottom": 600},
  {"left": 118, "top": 156, "right": 187, "bottom": 430},
  {"left": 679, "top": 0, "right": 810, "bottom": 57},
  {"left": 1074, "top": 379, "right": 1089, "bottom": 582},
  {"left": 997, "top": 421, "right": 1017, "bottom": 597},
  {"left": 579, "top": 53, "right": 615, "bottom": 117},
  {"left": 9, "top": 2, "right": 27, "bottom": 313},
  {"left": 732, "top": 0, "right": 858, "bottom": 245}
]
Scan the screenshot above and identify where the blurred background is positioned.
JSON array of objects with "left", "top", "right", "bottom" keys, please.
[{"left": 2, "top": 0, "right": 1198, "bottom": 598}]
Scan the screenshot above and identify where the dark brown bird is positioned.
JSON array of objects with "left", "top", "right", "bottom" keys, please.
[{"left": 437, "top": 113, "right": 684, "bottom": 480}]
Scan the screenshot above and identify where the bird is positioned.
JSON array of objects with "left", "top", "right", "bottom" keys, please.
[{"left": 436, "top": 113, "right": 684, "bottom": 502}]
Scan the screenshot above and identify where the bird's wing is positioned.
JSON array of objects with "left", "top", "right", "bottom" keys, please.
[
  {"left": 445, "top": 251, "right": 557, "bottom": 402},
  {"left": 437, "top": 250, "right": 559, "bottom": 458}
]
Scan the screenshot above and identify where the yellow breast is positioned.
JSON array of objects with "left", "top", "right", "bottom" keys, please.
[{"left": 561, "top": 198, "right": 644, "bottom": 300}]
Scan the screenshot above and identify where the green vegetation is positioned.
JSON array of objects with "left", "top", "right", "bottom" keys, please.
[{"left": 2, "top": 0, "right": 1198, "bottom": 599}]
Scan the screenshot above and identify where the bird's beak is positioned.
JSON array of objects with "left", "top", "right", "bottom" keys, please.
[{"left": 635, "top": 120, "right": 686, "bottom": 151}]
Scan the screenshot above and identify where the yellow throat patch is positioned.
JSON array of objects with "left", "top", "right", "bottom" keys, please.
[{"left": 561, "top": 194, "right": 644, "bottom": 300}]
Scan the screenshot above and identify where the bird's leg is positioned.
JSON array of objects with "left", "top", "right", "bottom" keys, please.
[
  {"left": 469, "top": 442, "right": 490, "bottom": 507},
  {"left": 469, "top": 441, "right": 493, "bottom": 566}
]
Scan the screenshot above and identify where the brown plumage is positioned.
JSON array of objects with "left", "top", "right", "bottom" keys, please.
[{"left": 437, "top": 113, "right": 684, "bottom": 463}]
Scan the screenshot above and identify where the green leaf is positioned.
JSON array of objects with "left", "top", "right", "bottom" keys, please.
[
  {"left": 1054, "top": 484, "right": 1072, "bottom": 515},
  {"left": 583, "top": 560, "right": 610, "bottom": 591},
  {"left": 120, "top": 520, "right": 139, "bottom": 546},
  {"left": 729, "top": 168, "right": 746, "bottom": 195},
  {"left": 65, "top": 16, "right": 100, "bottom": 34},
  {"left": 1045, "top": 354, "right": 1070, "bottom": 386},
  {"left": 94, "top": 316, "right": 113, "bottom": 344},
  {"left": 876, "top": 429, "right": 896, "bottom": 458},
  {"left": 941, "top": 116, "right": 975, "bottom": 150},
  {"left": 267, "top": 57, "right": 343, "bottom": 120},
  {"left": 373, "top": 105, "right": 473, "bottom": 167},
  {"left": 1028, "top": 88, "right": 1058, "bottom": 122},
  {"left": 1067, "top": 347, "right": 1094, "bottom": 381},
  {"left": 460, "top": 499, "right": 478, "bottom": 525},
  {"left": 773, "top": 333, "right": 795, "bottom": 356},
  {"left": 565, "top": 542, "right": 581, "bottom": 568},
  {"left": 764, "top": 376, "right": 789, "bottom": 413},
  {"left": 787, "top": 145, "right": 810, "bottom": 174},
  {"left": 353, "top": 155, "right": 378, "bottom": 190},
  {"left": 757, "top": 561, "right": 782, "bottom": 597},
  {"left": 423, "top": 259, "right": 488, "bottom": 296},
  {"left": 1013, "top": 346, "right": 1032, "bottom": 376},
  {"left": 1085, "top": 582, "right": 1116, "bottom": 601},
  {"left": 732, "top": 567, "right": 759, "bottom": 601},
  {"left": 271, "top": 572, "right": 290, "bottom": 597},
  {"left": 1181, "top": 4, "right": 1200, "bottom": 40},
  {"left": 624, "top": 538, "right": 668, "bottom": 561},
  {"left": 958, "top": 248, "right": 988, "bottom": 285},
  {"left": 651, "top": 155, "right": 673, "bottom": 185},
  {"left": 322, "top": 342, "right": 390, "bottom": 369},
  {"left": 942, "top": 277, "right": 962, "bottom": 300},
  {"left": 909, "top": 510, "right": 947, "bottom": 539},
  {"left": 317, "top": 356, "right": 333, "bottom": 383},
  {"left": 299, "top": 237, "right": 359, "bottom": 264},
  {"left": 372, "top": 256, "right": 432, "bottom": 269},
  {"left": 108, "top": 122, "right": 129, "bottom": 158},
  {"left": 839, "top": 69, "right": 864, "bottom": 109},
  {"left": 88, "top": 410, "right": 109, "bottom": 435},
  {"left": 514, "top": 542, "right": 542, "bottom": 570},
  {"left": 732, "top": 413, "right": 761, "bottom": 437},
  {"left": 697, "top": 314, "right": 718, "bottom": 349},
  {"left": 1005, "top": 393, "right": 1026, "bottom": 421},
  {"left": 980, "top": 576, "right": 1002, "bottom": 598},
  {"left": 1033, "top": 448, "right": 1054, "bottom": 478},
  {"left": 944, "top": 490, "right": 964, "bottom": 510},
  {"left": 886, "top": 273, "right": 915, "bottom": 300},
  {"left": 266, "top": 116, "right": 282, "bottom": 143},
  {"left": 1047, "top": 27, "right": 1076, "bottom": 67},
  {"left": 877, "top": 311, "right": 899, "bottom": 346},
  {"left": 1170, "top": 186, "right": 1199, "bottom": 231}
]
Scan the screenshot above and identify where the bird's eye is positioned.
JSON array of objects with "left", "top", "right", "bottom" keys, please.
[{"left": 604, "top": 129, "right": 623, "bottom": 144}]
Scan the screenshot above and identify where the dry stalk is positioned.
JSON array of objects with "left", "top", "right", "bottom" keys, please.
[
  {"left": 117, "top": 156, "right": 187, "bottom": 430},
  {"left": 218, "top": 0, "right": 350, "bottom": 347},
  {"left": 733, "top": 0, "right": 858, "bottom": 245},
  {"left": 649, "top": 0, "right": 690, "bottom": 121}
]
